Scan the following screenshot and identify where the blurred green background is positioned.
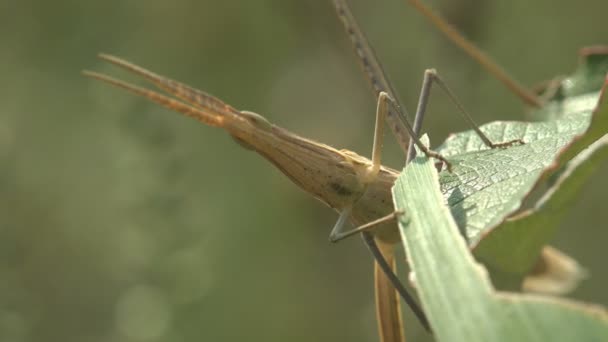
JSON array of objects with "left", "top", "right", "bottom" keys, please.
[{"left": 1, "top": 0, "right": 606, "bottom": 341}]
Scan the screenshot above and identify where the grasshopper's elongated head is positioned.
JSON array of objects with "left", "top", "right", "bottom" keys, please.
[
  {"left": 84, "top": 54, "right": 401, "bottom": 244},
  {"left": 232, "top": 115, "right": 401, "bottom": 241}
]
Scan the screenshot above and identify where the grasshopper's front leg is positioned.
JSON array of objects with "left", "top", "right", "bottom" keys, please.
[
  {"left": 328, "top": 86, "right": 456, "bottom": 243},
  {"left": 329, "top": 92, "right": 413, "bottom": 242},
  {"left": 408, "top": 68, "right": 524, "bottom": 161},
  {"left": 331, "top": 68, "right": 528, "bottom": 242},
  {"left": 328, "top": 90, "right": 432, "bottom": 336}
]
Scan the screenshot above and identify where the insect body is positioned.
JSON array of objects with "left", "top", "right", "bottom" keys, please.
[
  {"left": 84, "top": 1, "right": 537, "bottom": 341},
  {"left": 84, "top": 55, "right": 401, "bottom": 245},
  {"left": 84, "top": 52, "right": 419, "bottom": 342}
]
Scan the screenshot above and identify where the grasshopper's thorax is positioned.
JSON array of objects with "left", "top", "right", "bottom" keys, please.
[{"left": 352, "top": 166, "right": 401, "bottom": 244}]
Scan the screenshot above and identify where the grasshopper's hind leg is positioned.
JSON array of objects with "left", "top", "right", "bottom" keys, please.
[{"left": 361, "top": 231, "right": 432, "bottom": 333}]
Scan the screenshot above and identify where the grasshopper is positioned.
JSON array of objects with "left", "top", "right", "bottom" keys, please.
[{"left": 84, "top": 0, "right": 537, "bottom": 341}]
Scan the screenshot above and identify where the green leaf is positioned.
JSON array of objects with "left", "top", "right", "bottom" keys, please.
[
  {"left": 474, "top": 131, "right": 608, "bottom": 281},
  {"left": 393, "top": 137, "right": 608, "bottom": 342},
  {"left": 424, "top": 49, "right": 608, "bottom": 283},
  {"left": 436, "top": 85, "right": 605, "bottom": 246}
]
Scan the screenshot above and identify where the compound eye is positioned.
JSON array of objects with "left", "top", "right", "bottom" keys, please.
[{"left": 240, "top": 111, "right": 272, "bottom": 131}]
